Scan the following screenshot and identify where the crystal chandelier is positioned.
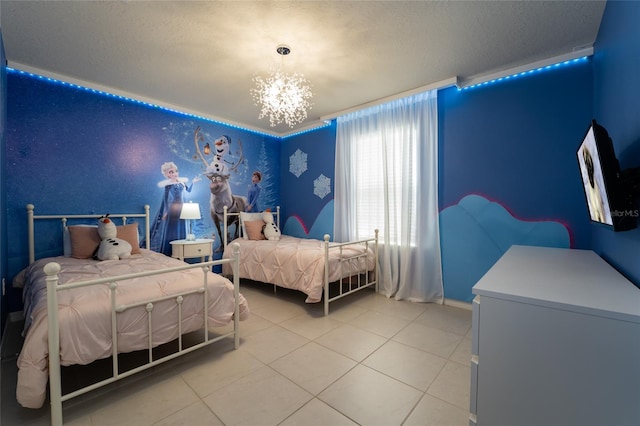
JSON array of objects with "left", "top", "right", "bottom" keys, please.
[{"left": 251, "top": 45, "right": 313, "bottom": 128}]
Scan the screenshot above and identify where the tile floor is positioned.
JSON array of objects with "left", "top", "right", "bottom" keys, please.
[{"left": 2, "top": 281, "right": 472, "bottom": 426}]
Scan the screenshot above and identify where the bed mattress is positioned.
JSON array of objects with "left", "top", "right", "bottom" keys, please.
[
  {"left": 222, "top": 235, "right": 375, "bottom": 303},
  {"left": 16, "top": 249, "right": 249, "bottom": 409}
]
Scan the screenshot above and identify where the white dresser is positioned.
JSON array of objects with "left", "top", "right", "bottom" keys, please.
[{"left": 470, "top": 245, "right": 640, "bottom": 426}]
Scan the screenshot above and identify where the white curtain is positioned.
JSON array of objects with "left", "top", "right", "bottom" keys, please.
[{"left": 334, "top": 90, "right": 443, "bottom": 303}]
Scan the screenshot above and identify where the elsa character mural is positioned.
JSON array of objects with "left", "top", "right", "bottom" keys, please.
[{"left": 144, "top": 161, "right": 201, "bottom": 255}]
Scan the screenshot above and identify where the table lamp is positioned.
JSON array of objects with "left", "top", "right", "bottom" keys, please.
[{"left": 180, "top": 202, "right": 201, "bottom": 241}]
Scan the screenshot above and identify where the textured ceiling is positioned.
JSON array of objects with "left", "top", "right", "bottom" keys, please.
[{"left": 1, "top": 1, "right": 606, "bottom": 136}]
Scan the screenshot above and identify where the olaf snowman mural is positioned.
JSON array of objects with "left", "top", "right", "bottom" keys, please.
[
  {"left": 194, "top": 126, "right": 247, "bottom": 244},
  {"left": 208, "top": 135, "right": 232, "bottom": 177}
]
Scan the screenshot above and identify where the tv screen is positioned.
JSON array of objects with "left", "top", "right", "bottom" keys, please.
[{"left": 577, "top": 120, "right": 637, "bottom": 231}]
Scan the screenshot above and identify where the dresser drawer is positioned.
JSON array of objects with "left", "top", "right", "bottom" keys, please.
[
  {"left": 470, "top": 355, "right": 479, "bottom": 414},
  {"left": 469, "top": 413, "right": 477, "bottom": 426},
  {"left": 471, "top": 296, "right": 480, "bottom": 356}
]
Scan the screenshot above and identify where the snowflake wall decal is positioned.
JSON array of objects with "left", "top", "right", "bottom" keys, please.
[
  {"left": 289, "top": 149, "right": 308, "bottom": 178},
  {"left": 314, "top": 174, "right": 331, "bottom": 199}
]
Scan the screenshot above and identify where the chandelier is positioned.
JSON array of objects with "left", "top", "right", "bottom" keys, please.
[{"left": 251, "top": 45, "right": 313, "bottom": 128}]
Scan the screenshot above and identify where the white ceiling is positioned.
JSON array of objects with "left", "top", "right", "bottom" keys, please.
[{"left": 1, "top": 1, "right": 606, "bottom": 136}]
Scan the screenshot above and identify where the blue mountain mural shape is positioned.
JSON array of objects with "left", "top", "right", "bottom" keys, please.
[
  {"left": 440, "top": 194, "right": 570, "bottom": 302},
  {"left": 283, "top": 200, "right": 334, "bottom": 240}
]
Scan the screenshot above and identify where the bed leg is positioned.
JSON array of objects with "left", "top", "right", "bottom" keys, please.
[
  {"left": 374, "top": 229, "right": 379, "bottom": 294},
  {"left": 231, "top": 242, "right": 241, "bottom": 350},
  {"left": 324, "top": 234, "right": 330, "bottom": 316},
  {"left": 45, "top": 262, "right": 63, "bottom": 426}
]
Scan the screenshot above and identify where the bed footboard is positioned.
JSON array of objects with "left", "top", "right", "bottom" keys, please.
[
  {"left": 323, "top": 230, "right": 379, "bottom": 316},
  {"left": 44, "top": 244, "right": 241, "bottom": 426}
]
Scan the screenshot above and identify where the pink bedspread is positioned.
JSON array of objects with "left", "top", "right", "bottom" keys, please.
[
  {"left": 222, "top": 236, "right": 375, "bottom": 303},
  {"left": 16, "top": 249, "right": 249, "bottom": 409}
]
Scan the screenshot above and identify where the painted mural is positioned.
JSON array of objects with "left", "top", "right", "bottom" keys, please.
[
  {"left": 283, "top": 200, "right": 335, "bottom": 241},
  {"left": 150, "top": 123, "right": 281, "bottom": 253},
  {"left": 5, "top": 71, "right": 281, "bottom": 289},
  {"left": 145, "top": 160, "right": 201, "bottom": 255},
  {"left": 280, "top": 123, "right": 337, "bottom": 239},
  {"left": 440, "top": 194, "right": 570, "bottom": 302},
  {"left": 192, "top": 126, "right": 248, "bottom": 248}
]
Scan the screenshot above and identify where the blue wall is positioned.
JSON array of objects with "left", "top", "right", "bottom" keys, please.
[
  {"left": 4, "top": 4, "right": 638, "bottom": 314},
  {"left": 437, "top": 60, "right": 593, "bottom": 301},
  {"left": 1, "top": 30, "right": 8, "bottom": 329},
  {"left": 280, "top": 122, "right": 337, "bottom": 240},
  {"left": 276, "top": 62, "right": 595, "bottom": 302},
  {"left": 591, "top": 0, "right": 640, "bottom": 284},
  {"left": 438, "top": 61, "right": 594, "bottom": 248},
  {"left": 2, "top": 59, "right": 611, "bottom": 311},
  {"left": 5, "top": 71, "right": 280, "bottom": 311}
]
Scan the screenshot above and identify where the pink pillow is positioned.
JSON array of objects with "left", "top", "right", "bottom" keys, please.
[
  {"left": 244, "top": 220, "right": 266, "bottom": 241},
  {"left": 68, "top": 223, "right": 140, "bottom": 258},
  {"left": 117, "top": 223, "right": 140, "bottom": 254},
  {"left": 68, "top": 226, "right": 100, "bottom": 259}
]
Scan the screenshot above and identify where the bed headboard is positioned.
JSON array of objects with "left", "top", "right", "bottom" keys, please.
[
  {"left": 222, "top": 206, "right": 281, "bottom": 248},
  {"left": 26, "top": 204, "right": 151, "bottom": 264}
]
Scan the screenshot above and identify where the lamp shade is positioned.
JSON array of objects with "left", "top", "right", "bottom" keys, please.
[{"left": 180, "top": 202, "right": 201, "bottom": 220}]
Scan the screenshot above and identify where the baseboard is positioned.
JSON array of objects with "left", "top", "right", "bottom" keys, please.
[{"left": 443, "top": 298, "right": 472, "bottom": 310}]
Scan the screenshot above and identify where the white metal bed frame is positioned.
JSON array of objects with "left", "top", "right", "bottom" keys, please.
[
  {"left": 25, "top": 204, "right": 242, "bottom": 426},
  {"left": 222, "top": 205, "right": 379, "bottom": 315}
]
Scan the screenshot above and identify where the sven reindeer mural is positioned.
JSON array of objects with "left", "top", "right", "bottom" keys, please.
[{"left": 194, "top": 126, "right": 247, "bottom": 245}]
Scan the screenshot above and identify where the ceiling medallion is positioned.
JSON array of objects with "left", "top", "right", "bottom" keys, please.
[{"left": 251, "top": 44, "right": 313, "bottom": 128}]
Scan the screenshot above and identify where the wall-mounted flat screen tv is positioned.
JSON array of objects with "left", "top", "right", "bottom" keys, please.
[{"left": 577, "top": 120, "right": 637, "bottom": 232}]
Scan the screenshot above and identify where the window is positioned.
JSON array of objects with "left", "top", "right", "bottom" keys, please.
[
  {"left": 335, "top": 90, "right": 443, "bottom": 301},
  {"left": 351, "top": 127, "right": 419, "bottom": 245}
]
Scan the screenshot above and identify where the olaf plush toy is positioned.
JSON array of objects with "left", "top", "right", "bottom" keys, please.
[
  {"left": 262, "top": 210, "right": 281, "bottom": 241},
  {"left": 96, "top": 215, "right": 132, "bottom": 260}
]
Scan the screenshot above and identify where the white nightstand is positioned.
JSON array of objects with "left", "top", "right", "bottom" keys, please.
[{"left": 170, "top": 239, "right": 214, "bottom": 262}]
